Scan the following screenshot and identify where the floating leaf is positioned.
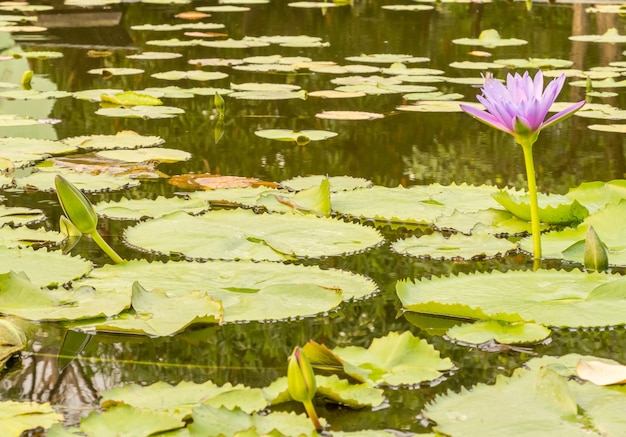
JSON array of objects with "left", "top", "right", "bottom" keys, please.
[
  {"left": 79, "top": 404, "right": 184, "bottom": 436},
  {"left": 449, "top": 60, "right": 503, "bottom": 70},
  {"left": 0, "top": 137, "right": 76, "bottom": 168},
  {"left": 306, "top": 331, "right": 454, "bottom": 386},
  {"left": 79, "top": 281, "right": 222, "bottom": 336},
  {"left": 0, "top": 247, "right": 91, "bottom": 288},
  {"left": 101, "top": 380, "right": 267, "bottom": 418},
  {"left": 397, "top": 269, "right": 626, "bottom": 327},
  {"left": 0, "top": 401, "right": 63, "bottom": 437},
  {"left": 151, "top": 70, "right": 228, "bottom": 81},
  {"left": 392, "top": 233, "right": 517, "bottom": 260},
  {"left": 588, "top": 123, "right": 626, "bottom": 133},
  {"left": 94, "top": 196, "right": 208, "bottom": 220},
  {"left": 446, "top": 320, "right": 551, "bottom": 345},
  {"left": 254, "top": 129, "right": 338, "bottom": 143},
  {"left": 493, "top": 58, "right": 574, "bottom": 69},
  {"left": 95, "top": 105, "right": 184, "bottom": 119},
  {"left": 15, "top": 167, "right": 140, "bottom": 192},
  {"left": 0, "top": 205, "right": 44, "bottom": 228},
  {"left": 307, "top": 89, "right": 365, "bottom": 98},
  {"left": 123, "top": 209, "right": 383, "bottom": 261},
  {"left": 397, "top": 101, "right": 483, "bottom": 113},
  {"left": 452, "top": 29, "right": 527, "bottom": 48},
  {"left": 196, "top": 5, "right": 250, "bottom": 12},
  {"left": 168, "top": 174, "right": 277, "bottom": 190},
  {"left": 87, "top": 67, "right": 144, "bottom": 76},
  {"left": 565, "top": 179, "right": 626, "bottom": 214},
  {"left": 315, "top": 111, "right": 384, "bottom": 120},
  {"left": 569, "top": 27, "right": 626, "bottom": 43},
  {"left": 493, "top": 191, "right": 589, "bottom": 224},
  {"left": 101, "top": 91, "right": 163, "bottom": 107},
  {"left": 62, "top": 131, "right": 165, "bottom": 151},
  {"left": 95, "top": 147, "right": 191, "bottom": 163},
  {"left": 280, "top": 175, "right": 372, "bottom": 192},
  {"left": 0, "top": 89, "right": 71, "bottom": 100},
  {"left": 131, "top": 22, "right": 224, "bottom": 31},
  {"left": 0, "top": 226, "right": 65, "bottom": 247},
  {"left": 382, "top": 4, "right": 434, "bottom": 11},
  {"left": 344, "top": 54, "right": 429, "bottom": 64},
  {"left": 74, "top": 259, "right": 377, "bottom": 322},
  {"left": 126, "top": 51, "right": 183, "bottom": 60}
]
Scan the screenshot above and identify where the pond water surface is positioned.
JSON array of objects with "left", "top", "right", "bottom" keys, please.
[{"left": 1, "top": 0, "right": 626, "bottom": 434}]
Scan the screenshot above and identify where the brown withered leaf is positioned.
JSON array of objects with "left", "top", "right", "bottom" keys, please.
[
  {"left": 175, "top": 11, "right": 210, "bottom": 20},
  {"left": 168, "top": 173, "right": 278, "bottom": 190},
  {"left": 577, "top": 359, "right": 626, "bottom": 386}
]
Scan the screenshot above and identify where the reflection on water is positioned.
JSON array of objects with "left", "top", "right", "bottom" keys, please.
[{"left": 0, "top": 0, "right": 625, "bottom": 431}]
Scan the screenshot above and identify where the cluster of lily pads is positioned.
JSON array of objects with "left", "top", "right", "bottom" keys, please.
[{"left": 2, "top": 0, "right": 626, "bottom": 435}]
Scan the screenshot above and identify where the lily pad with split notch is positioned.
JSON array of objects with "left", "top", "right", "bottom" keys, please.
[{"left": 254, "top": 129, "right": 338, "bottom": 144}]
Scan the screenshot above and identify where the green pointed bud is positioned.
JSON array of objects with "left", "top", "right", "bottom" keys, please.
[
  {"left": 584, "top": 226, "right": 609, "bottom": 272},
  {"left": 288, "top": 346, "right": 316, "bottom": 403},
  {"left": 54, "top": 174, "right": 98, "bottom": 234}
]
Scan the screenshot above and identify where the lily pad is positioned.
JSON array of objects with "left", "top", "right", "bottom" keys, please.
[
  {"left": 452, "top": 29, "right": 527, "bottom": 48},
  {"left": 79, "top": 404, "right": 184, "bottom": 436},
  {"left": 74, "top": 259, "right": 378, "bottom": 322},
  {"left": 0, "top": 137, "right": 77, "bottom": 168},
  {"left": 254, "top": 129, "right": 338, "bottom": 144},
  {"left": 569, "top": 27, "right": 626, "bottom": 43},
  {"left": 315, "top": 111, "right": 384, "bottom": 120},
  {"left": 0, "top": 401, "right": 63, "bottom": 437},
  {"left": 87, "top": 68, "right": 145, "bottom": 76},
  {"left": 123, "top": 209, "right": 383, "bottom": 261},
  {"left": 0, "top": 226, "right": 65, "bottom": 247},
  {"left": 150, "top": 70, "right": 228, "bottom": 81},
  {"left": 95, "top": 105, "right": 185, "bottom": 119},
  {"left": 493, "top": 191, "right": 589, "bottom": 225},
  {"left": 62, "top": 131, "right": 165, "bottom": 151},
  {"left": 168, "top": 174, "right": 277, "bottom": 190},
  {"left": 95, "top": 147, "right": 192, "bottom": 163},
  {"left": 493, "top": 58, "right": 574, "bottom": 69},
  {"left": 344, "top": 54, "right": 429, "bottom": 64},
  {"left": 0, "top": 246, "right": 92, "bottom": 288},
  {"left": 446, "top": 320, "right": 551, "bottom": 345},
  {"left": 304, "top": 331, "right": 454, "bottom": 386},
  {"left": 0, "top": 89, "right": 71, "bottom": 100},
  {"left": 392, "top": 233, "right": 517, "bottom": 260},
  {"left": 382, "top": 4, "right": 434, "bottom": 11},
  {"left": 397, "top": 101, "right": 482, "bottom": 113},
  {"left": 397, "top": 269, "right": 626, "bottom": 327},
  {"left": 126, "top": 51, "right": 183, "bottom": 60},
  {"left": 94, "top": 196, "right": 209, "bottom": 220},
  {"left": 15, "top": 167, "right": 140, "bottom": 192},
  {"left": 280, "top": 175, "right": 372, "bottom": 192},
  {"left": 0, "top": 205, "right": 45, "bottom": 228}
]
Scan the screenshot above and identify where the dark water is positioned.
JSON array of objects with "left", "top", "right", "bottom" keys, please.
[{"left": 1, "top": 0, "right": 626, "bottom": 432}]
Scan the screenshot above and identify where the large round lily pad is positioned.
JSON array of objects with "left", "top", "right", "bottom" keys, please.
[{"left": 123, "top": 209, "right": 383, "bottom": 261}]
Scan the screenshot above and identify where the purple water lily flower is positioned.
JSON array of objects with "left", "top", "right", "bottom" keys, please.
[
  {"left": 460, "top": 70, "right": 585, "bottom": 264},
  {"left": 460, "top": 71, "right": 585, "bottom": 145}
]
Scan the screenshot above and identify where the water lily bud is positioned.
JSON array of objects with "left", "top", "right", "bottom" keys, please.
[
  {"left": 584, "top": 226, "right": 609, "bottom": 272},
  {"left": 287, "top": 346, "right": 316, "bottom": 403},
  {"left": 54, "top": 175, "right": 98, "bottom": 234},
  {"left": 214, "top": 92, "right": 225, "bottom": 117}
]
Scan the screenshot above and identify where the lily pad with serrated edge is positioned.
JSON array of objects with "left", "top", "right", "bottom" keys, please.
[
  {"left": 126, "top": 52, "right": 183, "bottom": 60},
  {"left": 0, "top": 137, "right": 77, "bottom": 168},
  {"left": 95, "top": 147, "right": 191, "bottom": 163},
  {"left": 200, "top": 38, "right": 270, "bottom": 48},
  {"left": 151, "top": 70, "right": 228, "bottom": 81},
  {"left": 76, "top": 281, "right": 223, "bottom": 336},
  {"left": 74, "top": 259, "right": 378, "bottom": 322},
  {"left": 123, "top": 209, "right": 383, "bottom": 261},
  {"left": 0, "top": 246, "right": 91, "bottom": 288},
  {"left": 315, "top": 111, "right": 384, "bottom": 120},
  {"left": 94, "top": 196, "right": 209, "bottom": 220},
  {"left": 425, "top": 354, "right": 626, "bottom": 436},
  {"left": 392, "top": 233, "right": 517, "bottom": 260},
  {"left": 0, "top": 89, "right": 72, "bottom": 100},
  {"left": 445, "top": 320, "right": 551, "bottom": 346},
  {"left": 344, "top": 54, "right": 429, "bottom": 64},
  {"left": 77, "top": 404, "right": 185, "bottom": 437},
  {"left": 382, "top": 4, "right": 434, "bottom": 11},
  {"left": 0, "top": 401, "right": 63, "bottom": 436},
  {"left": 15, "top": 167, "right": 140, "bottom": 192},
  {"left": 493, "top": 58, "right": 574, "bottom": 69},
  {"left": 397, "top": 269, "right": 626, "bottom": 327},
  {"left": 493, "top": 191, "right": 589, "bottom": 224},
  {"left": 62, "top": 131, "right": 165, "bottom": 151},
  {"left": 254, "top": 129, "right": 338, "bottom": 143},
  {"left": 280, "top": 175, "right": 372, "bottom": 192},
  {"left": 95, "top": 105, "right": 185, "bottom": 119},
  {"left": 0, "top": 227, "right": 64, "bottom": 247},
  {"left": 397, "top": 101, "right": 483, "bottom": 112},
  {"left": 0, "top": 205, "right": 45, "bottom": 228},
  {"left": 87, "top": 67, "right": 144, "bottom": 76},
  {"left": 403, "top": 91, "right": 464, "bottom": 101},
  {"left": 331, "top": 185, "right": 453, "bottom": 224}
]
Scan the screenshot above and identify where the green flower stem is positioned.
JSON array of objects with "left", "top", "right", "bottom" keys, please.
[
  {"left": 520, "top": 141, "right": 542, "bottom": 264},
  {"left": 303, "top": 400, "right": 323, "bottom": 432},
  {"left": 90, "top": 231, "right": 125, "bottom": 264}
]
